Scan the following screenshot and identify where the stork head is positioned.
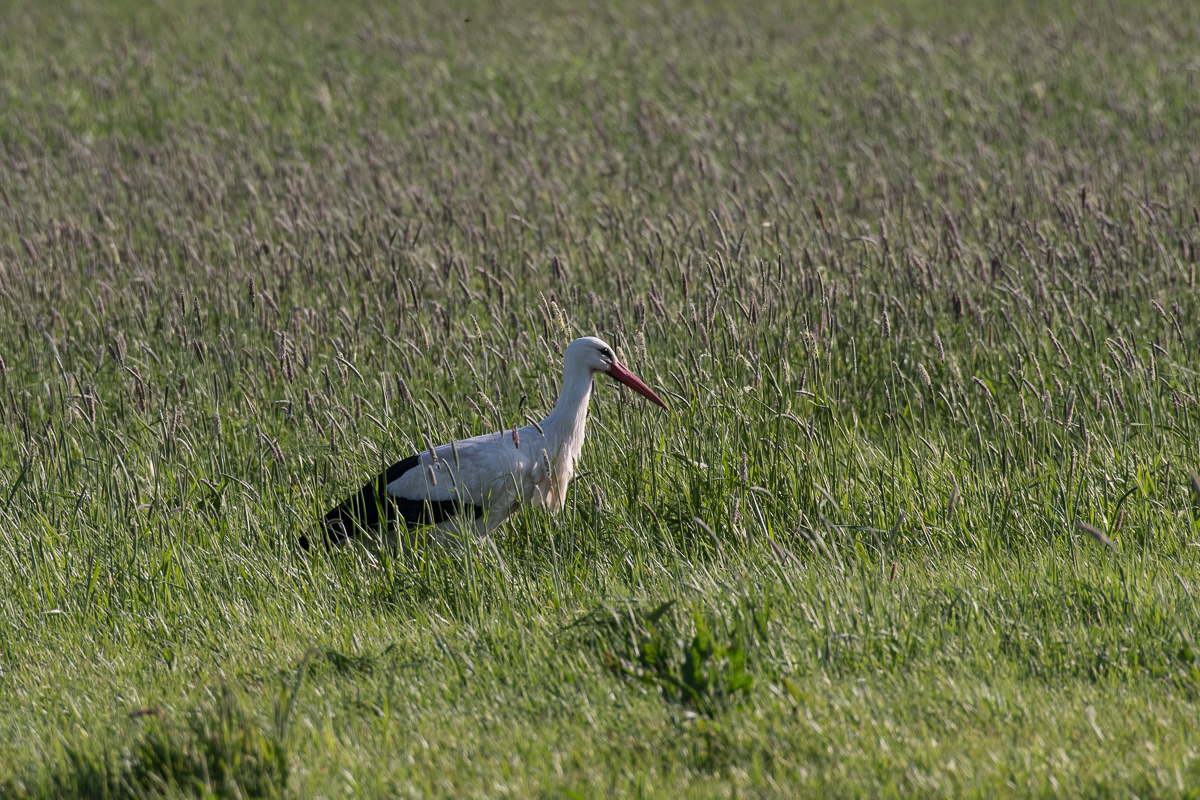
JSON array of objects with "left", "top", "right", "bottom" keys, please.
[{"left": 566, "top": 336, "right": 670, "bottom": 411}]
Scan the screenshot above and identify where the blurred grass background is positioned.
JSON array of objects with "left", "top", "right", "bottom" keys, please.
[{"left": 1, "top": 0, "right": 1199, "bottom": 796}]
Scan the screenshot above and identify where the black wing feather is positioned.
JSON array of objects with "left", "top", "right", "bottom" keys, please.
[{"left": 319, "top": 453, "right": 482, "bottom": 546}]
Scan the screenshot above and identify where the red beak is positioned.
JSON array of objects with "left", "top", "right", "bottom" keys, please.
[{"left": 607, "top": 362, "right": 670, "bottom": 411}]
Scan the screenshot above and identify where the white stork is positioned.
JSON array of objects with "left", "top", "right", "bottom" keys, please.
[{"left": 314, "top": 336, "right": 669, "bottom": 548}]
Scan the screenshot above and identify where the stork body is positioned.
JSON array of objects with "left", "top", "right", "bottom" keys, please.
[{"left": 318, "top": 337, "right": 668, "bottom": 547}]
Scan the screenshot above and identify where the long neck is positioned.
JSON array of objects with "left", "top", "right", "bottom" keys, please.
[{"left": 540, "top": 360, "right": 593, "bottom": 456}]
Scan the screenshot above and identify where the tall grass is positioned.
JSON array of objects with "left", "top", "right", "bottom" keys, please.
[{"left": 0, "top": 0, "right": 1198, "bottom": 795}]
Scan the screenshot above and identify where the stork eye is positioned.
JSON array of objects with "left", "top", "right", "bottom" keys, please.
[{"left": 599, "top": 347, "right": 612, "bottom": 358}]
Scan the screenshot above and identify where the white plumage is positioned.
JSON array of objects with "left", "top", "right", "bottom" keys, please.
[{"left": 316, "top": 336, "right": 668, "bottom": 547}]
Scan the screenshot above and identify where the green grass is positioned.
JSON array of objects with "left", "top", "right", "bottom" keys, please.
[{"left": 1, "top": 0, "right": 1200, "bottom": 796}]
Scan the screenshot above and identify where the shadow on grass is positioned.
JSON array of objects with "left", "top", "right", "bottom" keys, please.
[{"left": 3, "top": 665, "right": 309, "bottom": 800}]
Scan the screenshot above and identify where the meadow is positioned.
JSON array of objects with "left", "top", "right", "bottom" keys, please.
[{"left": 1, "top": 0, "right": 1199, "bottom": 796}]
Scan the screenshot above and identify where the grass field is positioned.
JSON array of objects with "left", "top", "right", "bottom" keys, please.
[{"left": 1, "top": 0, "right": 1200, "bottom": 796}]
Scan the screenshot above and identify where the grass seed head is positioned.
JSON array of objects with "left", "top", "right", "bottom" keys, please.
[
  {"left": 110, "top": 333, "right": 127, "bottom": 367},
  {"left": 478, "top": 392, "right": 497, "bottom": 417},
  {"left": 1077, "top": 520, "right": 1117, "bottom": 553},
  {"left": 83, "top": 387, "right": 97, "bottom": 426}
]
